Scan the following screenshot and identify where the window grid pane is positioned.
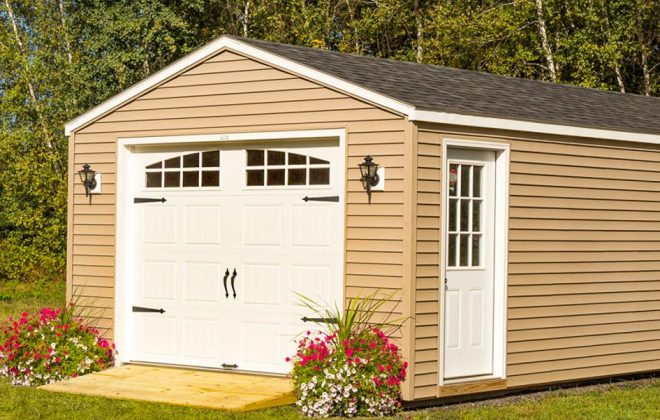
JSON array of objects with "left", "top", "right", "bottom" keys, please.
[
  {"left": 145, "top": 151, "right": 220, "bottom": 189},
  {"left": 447, "top": 163, "right": 485, "bottom": 268},
  {"left": 245, "top": 149, "right": 330, "bottom": 187}
]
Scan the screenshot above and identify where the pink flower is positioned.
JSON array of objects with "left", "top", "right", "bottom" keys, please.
[
  {"left": 377, "top": 364, "right": 384, "bottom": 372},
  {"left": 345, "top": 347, "right": 354, "bottom": 357},
  {"left": 285, "top": 357, "right": 291, "bottom": 362},
  {"left": 403, "top": 361, "right": 409, "bottom": 369}
]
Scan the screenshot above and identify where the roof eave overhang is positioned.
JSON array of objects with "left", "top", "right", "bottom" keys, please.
[
  {"left": 410, "top": 109, "right": 660, "bottom": 145},
  {"left": 65, "top": 36, "right": 660, "bottom": 146}
]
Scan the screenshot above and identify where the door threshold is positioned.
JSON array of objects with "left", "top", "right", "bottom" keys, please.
[
  {"left": 438, "top": 377, "right": 507, "bottom": 397},
  {"left": 127, "top": 361, "right": 289, "bottom": 378},
  {"left": 442, "top": 374, "right": 499, "bottom": 385}
]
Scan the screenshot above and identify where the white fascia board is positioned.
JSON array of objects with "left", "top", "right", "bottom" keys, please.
[
  {"left": 64, "top": 37, "right": 413, "bottom": 136},
  {"left": 411, "top": 110, "right": 660, "bottom": 145}
]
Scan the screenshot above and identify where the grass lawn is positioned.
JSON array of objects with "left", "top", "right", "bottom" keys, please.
[{"left": 1, "top": 281, "right": 659, "bottom": 419}]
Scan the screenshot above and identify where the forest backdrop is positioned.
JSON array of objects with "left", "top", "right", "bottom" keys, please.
[{"left": 0, "top": 0, "right": 658, "bottom": 285}]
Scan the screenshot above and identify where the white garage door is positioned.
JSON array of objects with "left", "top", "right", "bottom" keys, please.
[{"left": 126, "top": 140, "right": 343, "bottom": 374}]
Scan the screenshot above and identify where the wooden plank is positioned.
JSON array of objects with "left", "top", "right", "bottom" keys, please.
[
  {"left": 509, "top": 260, "right": 660, "bottom": 275},
  {"left": 509, "top": 310, "right": 660, "bottom": 330},
  {"left": 508, "top": 270, "right": 660, "bottom": 285},
  {"left": 509, "top": 281, "right": 660, "bottom": 296},
  {"left": 510, "top": 218, "right": 660, "bottom": 231},
  {"left": 509, "top": 320, "right": 660, "bottom": 341},
  {"left": 510, "top": 173, "right": 660, "bottom": 193},
  {"left": 508, "top": 348, "right": 660, "bottom": 376},
  {"left": 509, "top": 240, "right": 660, "bottom": 252},
  {"left": 509, "top": 340, "right": 660, "bottom": 365},
  {"left": 509, "top": 291, "right": 660, "bottom": 308},
  {"left": 511, "top": 162, "right": 660, "bottom": 183},
  {"left": 105, "top": 98, "right": 370, "bottom": 123},
  {"left": 160, "top": 68, "right": 295, "bottom": 88},
  {"left": 83, "top": 108, "right": 399, "bottom": 133},
  {"left": 508, "top": 300, "right": 660, "bottom": 318},
  {"left": 438, "top": 379, "right": 507, "bottom": 397},
  {"left": 508, "top": 330, "right": 660, "bottom": 354},
  {"left": 512, "top": 150, "right": 660, "bottom": 173}
]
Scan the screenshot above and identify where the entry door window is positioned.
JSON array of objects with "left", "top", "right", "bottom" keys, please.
[{"left": 447, "top": 163, "right": 483, "bottom": 267}]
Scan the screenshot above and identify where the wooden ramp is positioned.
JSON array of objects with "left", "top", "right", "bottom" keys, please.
[{"left": 40, "top": 364, "right": 296, "bottom": 412}]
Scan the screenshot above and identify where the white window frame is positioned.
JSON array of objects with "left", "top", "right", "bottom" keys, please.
[
  {"left": 114, "top": 128, "right": 347, "bottom": 366},
  {"left": 439, "top": 138, "right": 510, "bottom": 385}
]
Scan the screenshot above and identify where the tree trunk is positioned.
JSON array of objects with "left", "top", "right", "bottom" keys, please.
[
  {"left": 58, "top": 0, "right": 73, "bottom": 64},
  {"left": 242, "top": 0, "right": 250, "bottom": 38},
  {"left": 614, "top": 62, "right": 626, "bottom": 93},
  {"left": 534, "top": 0, "right": 557, "bottom": 82},
  {"left": 415, "top": 0, "right": 424, "bottom": 63},
  {"left": 639, "top": 48, "right": 651, "bottom": 96},
  {"left": 4, "top": 0, "right": 60, "bottom": 164}
]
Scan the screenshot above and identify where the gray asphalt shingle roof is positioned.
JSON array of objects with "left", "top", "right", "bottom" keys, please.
[{"left": 234, "top": 36, "right": 660, "bottom": 136}]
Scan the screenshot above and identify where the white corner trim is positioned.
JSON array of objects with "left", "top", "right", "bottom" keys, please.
[
  {"left": 411, "top": 110, "right": 660, "bottom": 145},
  {"left": 64, "top": 36, "right": 412, "bottom": 136}
]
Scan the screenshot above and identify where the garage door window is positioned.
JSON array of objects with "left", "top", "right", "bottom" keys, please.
[
  {"left": 246, "top": 149, "right": 330, "bottom": 187},
  {"left": 145, "top": 151, "right": 220, "bottom": 189}
]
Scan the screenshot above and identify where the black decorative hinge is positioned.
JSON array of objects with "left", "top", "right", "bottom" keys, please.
[
  {"left": 221, "top": 363, "right": 238, "bottom": 369},
  {"left": 134, "top": 197, "right": 167, "bottom": 204},
  {"left": 301, "top": 316, "right": 338, "bottom": 324},
  {"left": 132, "top": 306, "right": 165, "bottom": 314},
  {"left": 302, "top": 195, "right": 339, "bottom": 202}
]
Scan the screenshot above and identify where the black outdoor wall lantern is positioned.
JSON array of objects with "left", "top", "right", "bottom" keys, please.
[
  {"left": 358, "top": 155, "right": 379, "bottom": 203},
  {"left": 78, "top": 163, "right": 97, "bottom": 197}
]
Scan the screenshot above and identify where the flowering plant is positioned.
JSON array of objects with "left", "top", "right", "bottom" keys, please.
[
  {"left": 0, "top": 304, "right": 115, "bottom": 386},
  {"left": 289, "top": 292, "right": 407, "bottom": 417}
]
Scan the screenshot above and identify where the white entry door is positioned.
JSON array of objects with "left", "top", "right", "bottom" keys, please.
[
  {"left": 128, "top": 141, "right": 343, "bottom": 374},
  {"left": 443, "top": 148, "right": 496, "bottom": 380}
]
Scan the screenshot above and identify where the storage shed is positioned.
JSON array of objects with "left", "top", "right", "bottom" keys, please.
[{"left": 65, "top": 35, "right": 660, "bottom": 402}]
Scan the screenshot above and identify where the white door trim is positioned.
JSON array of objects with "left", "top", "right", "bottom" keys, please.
[
  {"left": 115, "top": 128, "right": 347, "bottom": 366},
  {"left": 439, "top": 138, "right": 509, "bottom": 385}
]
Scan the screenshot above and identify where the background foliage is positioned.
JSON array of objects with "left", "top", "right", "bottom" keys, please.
[{"left": 0, "top": 0, "right": 658, "bottom": 284}]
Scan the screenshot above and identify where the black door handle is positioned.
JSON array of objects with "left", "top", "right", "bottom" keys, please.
[
  {"left": 223, "top": 269, "right": 229, "bottom": 299},
  {"left": 231, "top": 268, "right": 237, "bottom": 299}
]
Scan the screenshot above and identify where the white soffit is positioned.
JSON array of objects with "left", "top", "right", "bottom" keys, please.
[{"left": 64, "top": 36, "right": 660, "bottom": 145}]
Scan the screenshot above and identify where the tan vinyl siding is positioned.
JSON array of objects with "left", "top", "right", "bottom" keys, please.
[
  {"left": 68, "top": 50, "right": 414, "bottom": 396},
  {"left": 416, "top": 123, "right": 660, "bottom": 394}
]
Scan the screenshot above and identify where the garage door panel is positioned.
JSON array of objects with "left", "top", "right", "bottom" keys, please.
[
  {"left": 140, "top": 262, "right": 177, "bottom": 300},
  {"left": 143, "top": 207, "right": 177, "bottom": 244},
  {"left": 243, "top": 205, "right": 282, "bottom": 246},
  {"left": 184, "top": 262, "right": 222, "bottom": 302},
  {"left": 183, "top": 318, "right": 221, "bottom": 361},
  {"left": 290, "top": 205, "right": 331, "bottom": 247},
  {"left": 135, "top": 316, "right": 177, "bottom": 357},
  {"left": 290, "top": 265, "right": 332, "bottom": 304},
  {"left": 241, "top": 321, "right": 285, "bottom": 370},
  {"left": 240, "top": 264, "right": 282, "bottom": 306},
  {"left": 184, "top": 206, "right": 222, "bottom": 245}
]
